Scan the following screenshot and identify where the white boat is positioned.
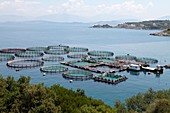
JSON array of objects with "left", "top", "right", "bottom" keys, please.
[{"left": 128, "top": 64, "right": 140, "bottom": 71}]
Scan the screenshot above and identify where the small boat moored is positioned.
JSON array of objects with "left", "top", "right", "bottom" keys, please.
[{"left": 128, "top": 64, "right": 140, "bottom": 71}]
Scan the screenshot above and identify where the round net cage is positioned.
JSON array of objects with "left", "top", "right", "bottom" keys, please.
[
  {"left": 88, "top": 51, "right": 114, "bottom": 57},
  {"left": 136, "top": 57, "right": 158, "bottom": 64},
  {"left": 93, "top": 57, "right": 115, "bottom": 63},
  {"left": 44, "top": 50, "right": 69, "bottom": 55},
  {"left": 40, "top": 65, "right": 68, "bottom": 73},
  {"left": 68, "top": 47, "right": 88, "bottom": 52},
  {"left": 47, "top": 45, "right": 69, "bottom": 50},
  {"left": 42, "top": 56, "right": 64, "bottom": 62},
  {"left": 0, "top": 48, "right": 26, "bottom": 54},
  {"left": 62, "top": 70, "right": 93, "bottom": 80},
  {"left": 26, "top": 47, "right": 47, "bottom": 51},
  {"left": 15, "top": 51, "right": 44, "bottom": 57},
  {"left": 0, "top": 54, "right": 15, "bottom": 61},
  {"left": 7, "top": 59, "right": 44, "bottom": 68},
  {"left": 115, "top": 54, "right": 137, "bottom": 60},
  {"left": 67, "top": 54, "right": 88, "bottom": 59}
]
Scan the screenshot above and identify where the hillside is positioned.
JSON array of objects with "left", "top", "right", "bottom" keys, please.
[
  {"left": 150, "top": 29, "right": 170, "bottom": 36},
  {"left": 0, "top": 75, "right": 170, "bottom": 113},
  {"left": 114, "top": 20, "right": 170, "bottom": 30}
]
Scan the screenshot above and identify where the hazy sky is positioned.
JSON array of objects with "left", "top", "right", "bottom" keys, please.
[{"left": 0, "top": 0, "right": 170, "bottom": 21}]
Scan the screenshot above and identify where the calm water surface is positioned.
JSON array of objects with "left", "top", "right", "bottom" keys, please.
[{"left": 0, "top": 22, "right": 170, "bottom": 107}]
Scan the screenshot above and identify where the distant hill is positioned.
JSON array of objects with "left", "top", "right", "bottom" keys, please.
[
  {"left": 150, "top": 29, "right": 170, "bottom": 36},
  {"left": 159, "top": 16, "right": 170, "bottom": 20},
  {"left": 114, "top": 20, "right": 170, "bottom": 30}
]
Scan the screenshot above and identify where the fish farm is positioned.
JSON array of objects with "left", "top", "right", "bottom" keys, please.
[
  {"left": 62, "top": 70, "right": 93, "bottom": 80},
  {"left": 7, "top": 59, "right": 44, "bottom": 68},
  {"left": 67, "top": 54, "right": 88, "bottom": 59},
  {"left": 26, "top": 47, "right": 47, "bottom": 51},
  {"left": 15, "top": 51, "right": 44, "bottom": 57},
  {"left": 0, "top": 54, "right": 15, "bottom": 61},
  {"left": 40, "top": 65, "right": 68, "bottom": 73},
  {"left": 1, "top": 45, "right": 169, "bottom": 85},
  {"left": 42, "top": 56, "right": 64, "bottom": 62}
]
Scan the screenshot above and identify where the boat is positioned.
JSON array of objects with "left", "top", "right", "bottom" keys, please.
[
  {"left": 141, "top": 65, "right": 163, "bottom": 74},
  {"left": 128, "top": 64, "right": 140, "bottom": 71}
]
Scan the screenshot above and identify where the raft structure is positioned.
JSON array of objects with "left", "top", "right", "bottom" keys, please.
[
  {"left": 26, "top": 47, "right": 47, "bottom": 51},
  {"left": 93, "top": 73, "right": 127, "bottom": 84},
  {"left": 68, "top": 47, "right": 88, "bottom": 52},
  {"left": 40, "top": 65, "right": 68, "bottom": 73},
  {"left": 15, "top": 51, "right": 44, "bottom": 57},
  {"left": 42, "top": 56, "right": 64, "bottom": 62},
  {"left": 0, "top": 54, "right": 15, "bottom": 61},
  {"left": 7, "top": 59, "right": 44, "bottom": 68},
  {"left": 62, "top": 70, "right": 93, "bottom": 80},
  {"left": 0, "top": 48, "right": 26, "bottom": 54}
]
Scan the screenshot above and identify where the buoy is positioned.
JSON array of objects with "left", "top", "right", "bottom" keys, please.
[
  {"left": 43, "top": 73, "right": 46, "bottom": 76},
  {"left": 148, "top": 72, "right": 151, "bottom": 75},
  {"left": 69, "top": 80, "right": 73, "bottom": 83},
  {"left": 16, "top": 69, "right": 20, "bottom": 71}
]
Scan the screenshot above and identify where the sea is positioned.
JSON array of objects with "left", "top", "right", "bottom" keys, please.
[{"left": 0, "top": 21, "right": 170, "bottom": 107}]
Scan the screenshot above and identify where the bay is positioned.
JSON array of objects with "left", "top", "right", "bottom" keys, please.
[{"left": 0, "top": 22, "right": 170, "bottom": 107}]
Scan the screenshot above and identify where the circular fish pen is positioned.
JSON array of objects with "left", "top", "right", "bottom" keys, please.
[
  {"left": 88, "top": 51, "right": 114, "bottom": 57},
  {"left": 115, "top": 54, "right": 137, "bottom": 60},
  {"left": 7, "top": 59, "right": 44, "bottom": 68},
  {"left": 93, "top": 57, "right": 115, "bottom": 63},
  {"left": 26, "top": 47, "right": 47, "bottom": 51},
  {"left": 15, "top": 51, "right": 44, "bottom": 57},
  {"left": 136, "top": 57, "right": 158, "bottom": 64},
  {"left": 40, "top": 65, "right": 68, "bottom": 73},
  {"left": 0, "top": 54, "right": 15, "bottom": 61},
  {"left": 42, "top": 56, "right": 64, "bottom": 62},
  {"left": 0, "top": 48, "right": 26, "bottom": 54},
  {"left": 67, "top": 54, "right": 88, "bottom": 59},
  {"left": 47, "top": 45, "right": 69, "bottom": 50},
  {"left": 62, "top": 70, "right": 93, "bottom": 80},
  {"left": 44, "top": 50, "right": 69, "bottom": 55},
  {"left": 68, "top": 47, "right": 88, "bottom": 52}
]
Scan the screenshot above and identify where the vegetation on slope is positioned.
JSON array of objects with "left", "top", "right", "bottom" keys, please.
[{"left": 0, "top": 75, "right": 170, "bottom": 113}]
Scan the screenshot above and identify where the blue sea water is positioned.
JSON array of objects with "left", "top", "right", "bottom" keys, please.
[{"left": 0, "top": 22, "right": 170, "bottom": 107}]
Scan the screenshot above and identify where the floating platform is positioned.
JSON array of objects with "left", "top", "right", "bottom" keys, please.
[{"left": 93, "top": 73, "right": 127, "bottom": 85}]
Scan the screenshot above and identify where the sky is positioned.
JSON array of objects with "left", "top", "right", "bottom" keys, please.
[{"left": 0, "top": 0, "right": 170, "bottom": 21}]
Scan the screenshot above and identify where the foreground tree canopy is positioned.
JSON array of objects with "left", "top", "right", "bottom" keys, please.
[{"left": 0, "top": 75, "right": 170, "bottom": 113}]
